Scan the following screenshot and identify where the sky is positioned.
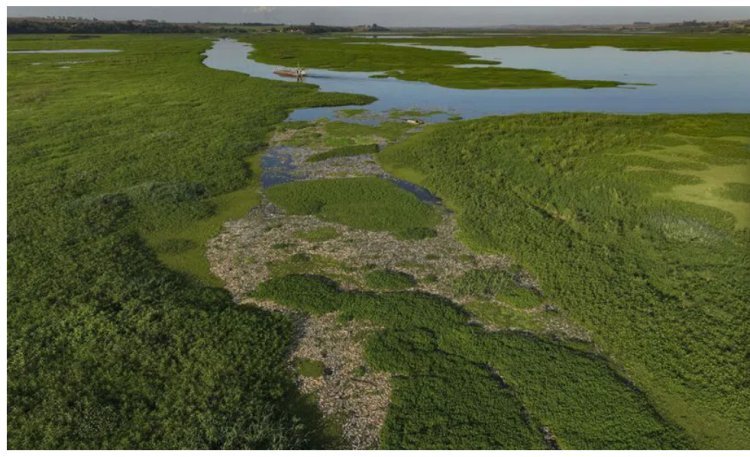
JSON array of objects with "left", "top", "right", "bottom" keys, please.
[{"left": 7, "top": 6, "right": 750, "bottom": 27}]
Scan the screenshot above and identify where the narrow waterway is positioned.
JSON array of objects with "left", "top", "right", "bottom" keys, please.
[{"left": 261, "top": 143, "right": 441, "bottom": 204}]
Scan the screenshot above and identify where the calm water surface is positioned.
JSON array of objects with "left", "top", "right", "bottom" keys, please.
[
  {"left": 203, "top": 38, "right": 749, "bottom": 201},
  {"left": 202, "top": 38, "right": 750, "bottom": 122}
]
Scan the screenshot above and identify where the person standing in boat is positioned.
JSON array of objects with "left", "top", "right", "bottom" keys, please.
[{"left": 273, "top": 64, "right": 307, "bottom": 81}]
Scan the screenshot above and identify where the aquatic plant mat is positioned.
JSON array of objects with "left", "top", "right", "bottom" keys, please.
[{"left": 206, "top": 115, "right": 704, "bottom": 449}]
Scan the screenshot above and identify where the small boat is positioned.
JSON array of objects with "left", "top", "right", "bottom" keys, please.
[{"left": 273, "top": 66, "right": 307, "bottom": 79}]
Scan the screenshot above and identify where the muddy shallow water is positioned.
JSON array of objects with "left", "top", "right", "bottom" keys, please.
[{"left": 261, "top": 144, "right": 441, "bottom": 204}]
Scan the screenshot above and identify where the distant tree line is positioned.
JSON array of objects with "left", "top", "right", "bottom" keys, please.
[
  {"left": 8, "top": 17, "right": 390, "bottom": 35},
  {"left": 7, "top": 17, "right": 283, "bottom": 34},
  {"left": 659, "top": 19, "right": 750, "bottom": 33},
  {"left": 283, "top": 22, "right": 389, "bottom": 34}
]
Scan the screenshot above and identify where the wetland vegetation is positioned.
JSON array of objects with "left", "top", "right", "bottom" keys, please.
[
  {"left": 266, "top": 177, "right": 441, "bottom": 239},
  {"left": 244, "top": 34, "right": 623, "bottom": 89},
  {"left": 243, "top": 32, "right": 750, "bottom": 90},
  {"left": 7, "top": 33, "right": 370, "bottom": 449},
  {"left": 306, "top": 143, "right": 379, "bottom": 162},
  {"left": 7, "top": 20, "right": 749, "bottom": 452},
  {"left": 363, "top": 32, "right": 750, "bottom": 52},
  {"left": 379, "top": 113, "right": 750, "bottom": 448},
  {"left": 253, "top": 274, "right": 686, "bottom": 449}
]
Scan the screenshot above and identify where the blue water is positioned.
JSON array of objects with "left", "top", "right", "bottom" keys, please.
[
  {"left": 201, "top": 38, "right": 749, "bottom": 204},
  {"left": 202, "top": 38, "right": 750, "bottom": 122}
]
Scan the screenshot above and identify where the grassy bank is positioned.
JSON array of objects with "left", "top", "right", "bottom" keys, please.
[
  {"left": 360, "top": 33, "right": 750, "bottom": 52},
  {"left": 243, "top": 34, "right": 622, "bottom": 89},
  {"left": 378, "top": 113, "right": 750, "bottom": 448},
  {"left": 7, "top": 33, "right": 371, "bottom": 448}
]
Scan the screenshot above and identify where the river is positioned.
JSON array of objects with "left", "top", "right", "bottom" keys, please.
[{"left": 202, "top": 38, "right": 750, "bottom": 123}]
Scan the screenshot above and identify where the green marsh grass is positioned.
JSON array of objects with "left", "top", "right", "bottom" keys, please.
[
  {"left": 306, "top": 143, "right": 379, "bottom": 162},
  {"left": 363, "top": 33, "right": 750, "bottom": 53},
  {"left": 363, "top": 269, "right": 417, "bottom": 290},
  {"left": 378, "top": 113, "right": 750, "bottom": 448},
  {"left": 7, "top": 33, "right": 371, "bottom": 449},
  {"left": 266, "top": 177, "right": 440, "bottom": 238},
  {"left": 253, "top": 274, "right": 686, "bottom": 449},
  {"left": 243, "top": 34, "right": 622, "bottom": 90}
]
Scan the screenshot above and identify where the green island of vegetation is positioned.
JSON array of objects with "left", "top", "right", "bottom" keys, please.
[
  {"left": 294, "top": 227, "right": 340, "bottom": 242},
  {"left": 266, "top": 177, "right": 441, "bottom": 239},
  {"left": 244, "top": 34, "right": 623, "bottom": 89},
  {"left": 306, "top": 143, "right": 379, "bottom": 162},
  {"left": 279, "top": 119, "right": 412, "bottom": 149},
  {"left": 296, "top": 358, "right": 327, "bottom": 378}
]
